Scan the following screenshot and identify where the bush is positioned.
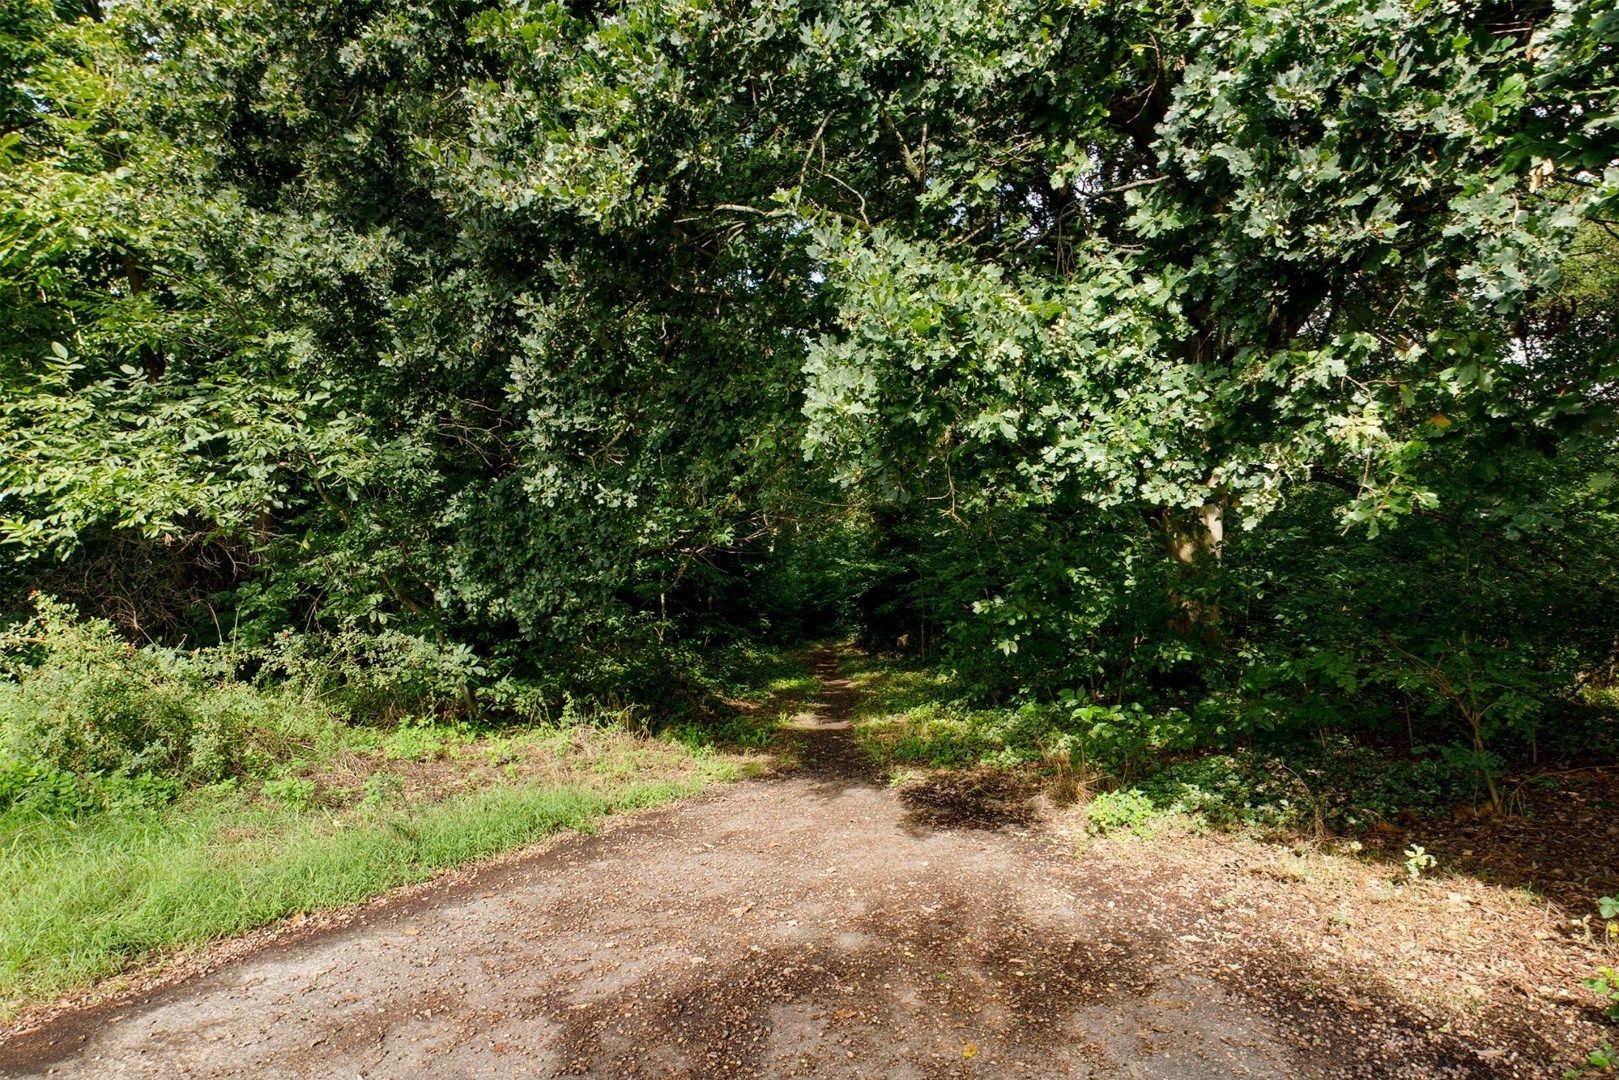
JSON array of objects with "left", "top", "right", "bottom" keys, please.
[
  {"left": 1130, "top": 738, "right": 1482, "bottom": 833},
  {"left": 0, "top": 756, "right": 96, "bottom": 818},
  {"left": 0, "top": 597, "right": 329, "bottom": 818},
  {"left": 259, "top": 776, "right": 317, "bottom": 808},
  {"left": 251, "top": 629, "right": 485, "bottom": 722}
]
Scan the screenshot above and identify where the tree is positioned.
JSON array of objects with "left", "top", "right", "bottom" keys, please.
[{"left": 2, "top": 0, "right": 1615, "bottom": 748}]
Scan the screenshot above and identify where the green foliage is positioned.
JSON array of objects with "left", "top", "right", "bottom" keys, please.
[
  {"left": 1402, "top": 844, "right": 1438, "bottom": 882},
  {"left": 0, "top": 599, "right": 330, "bottom": 817},
  {"left": 853, "top": 651, "right": 1499, "bottom": 832},
  {"left": 849, "top": 654, "right": 1081, "bottom": 767},
  {"left": 1084, "top": 790, "right": 1163, "bottom": 837},
  {"left": 377, "top": 720, "right": 477, "bottom": 763},
  {"left": 0, "top": 0, "right": 1614, "bottom": 1017},
  {"left": 253, "top": 630, "right": 484, "bottom": 723},
  {"left": 682, "top": 642, "right": 820, "bottom": 706},
  {"left": 660, "top": 644, "right": 818, "bottom": 750},
  {"left": 1135, "top": 740, "right": 1477, "bottom": 831},
  {"left": 0, "top": 756, "right": 94, "bottom": 818},
  {"left": 0, "top": 0, "right": 1616, "bottom": 817},
  {"left": 665, "top": 712, "right": 779, "bottom": 753},
  {"left": 862, "top": 700, "right": 1066, "bottom": 768},
  {"left": 804, "top": 0, "right": 1618, "bottom": 531},
  {"left": 1584, "top": 968, "right": 1619, "bottom": 1022},
  {"left": 0, "top": 622, "right": 786, "bottom": 1006},
  {"left": 257, "top": 776, "right": 315, "bottom": 809},
  {"left": 744, "top": 520, "right": 885, "bottom": 642}
]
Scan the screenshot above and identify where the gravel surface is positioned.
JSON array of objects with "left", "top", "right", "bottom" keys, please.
[{"left": 0, "top": 649, "right": 1594, "bottom": 1078}]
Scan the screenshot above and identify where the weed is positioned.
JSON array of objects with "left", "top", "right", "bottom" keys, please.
[
  {"left": 1565, "top": 1041, "right": 1616, "bottom": 1078},
  {"left": 1085, "top": 789, "right": 1163, "bottom": 836},
  {"left": 260, "top": 777, "right": 316, "bottom": 809},
  {"left": 0, "top": 757, "right": 97, "bottom": 819},
  {"left": 362, "top": 772, "right": 402, "bottom": 807},
  {"left": 380, "top": 721, "right": 476, "bottom": 762},
  {"left": 1403, "top": 844, "right": 1437, "bottom": 881},
  {"left": 1584, "top": 967, "right": 1619, "bottom": 1022},
  {"left": 666, "top": 711, "right": 780, "bottom": 751}
]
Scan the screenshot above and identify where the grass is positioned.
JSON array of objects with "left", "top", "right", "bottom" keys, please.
[
  {"left": 698, "top": 642, "right": 823, "bottom": 705},
  {"left": 0, "top": 768, "right": 717, "bottom": 1008},
  {"left": 0, "top": 644, "right": 818, "bottom": 1015},
  {"left": 666, "top": 644, "right": 821, "bottom": 752},
  {"left": 840, "top": 650, "right": 1024, "bottom": 767}
]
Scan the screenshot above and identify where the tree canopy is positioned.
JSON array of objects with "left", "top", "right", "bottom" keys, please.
[{"left": 3, "top": 0, "right": 1617, "bottom": 773}]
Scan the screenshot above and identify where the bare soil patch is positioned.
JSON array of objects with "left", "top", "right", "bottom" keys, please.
[{"left": 1359, "top": 766, "right": 1619, "bottom": 911}]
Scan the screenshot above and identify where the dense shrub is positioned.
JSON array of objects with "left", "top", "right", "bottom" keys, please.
[
  {"left": 1132, "top": 740, "right": 1481, "bottom": 833},
  {"left": 0, "top": 599, "right": 329, "bottom": 817},
  {"left": 252, "top": 628, "right": 485, "bottom": 722}
]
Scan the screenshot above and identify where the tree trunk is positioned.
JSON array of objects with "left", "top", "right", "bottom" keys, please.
[{"left": 1154, "top": 501, "right": 1224, "bottom": 641}]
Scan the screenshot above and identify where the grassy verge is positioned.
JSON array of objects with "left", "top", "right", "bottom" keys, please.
[
  {"left": 1, "top": 768, "right": 709, "bottom": 1007},
  {"left": 841, "top": 650, "right": 1066, "bottom": 770},
  {"left": 0, "top": 645, "right": 816, "bottom": 1015},
  {"left": 0, "top": 730, "right": 736, "bottom": 1011}
]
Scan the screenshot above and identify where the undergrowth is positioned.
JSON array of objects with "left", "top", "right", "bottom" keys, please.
[{"left": 842, "top": 649, "right": 1602, "bottom": 836}]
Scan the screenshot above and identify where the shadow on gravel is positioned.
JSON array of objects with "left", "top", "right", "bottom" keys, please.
[
  {"left": 532, "top": 895, "right": 1166, "bottom": 1077},
  {"left": 527, "top": 870, "right": 1508, "bottom": 1079},
  {"left": 896, "top": 769, "right": 1041, "bottom": 833}
]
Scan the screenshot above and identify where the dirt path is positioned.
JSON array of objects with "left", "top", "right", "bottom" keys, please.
[{"left": 0, "top": 649, "right": 1531, "bottom": 1078}]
